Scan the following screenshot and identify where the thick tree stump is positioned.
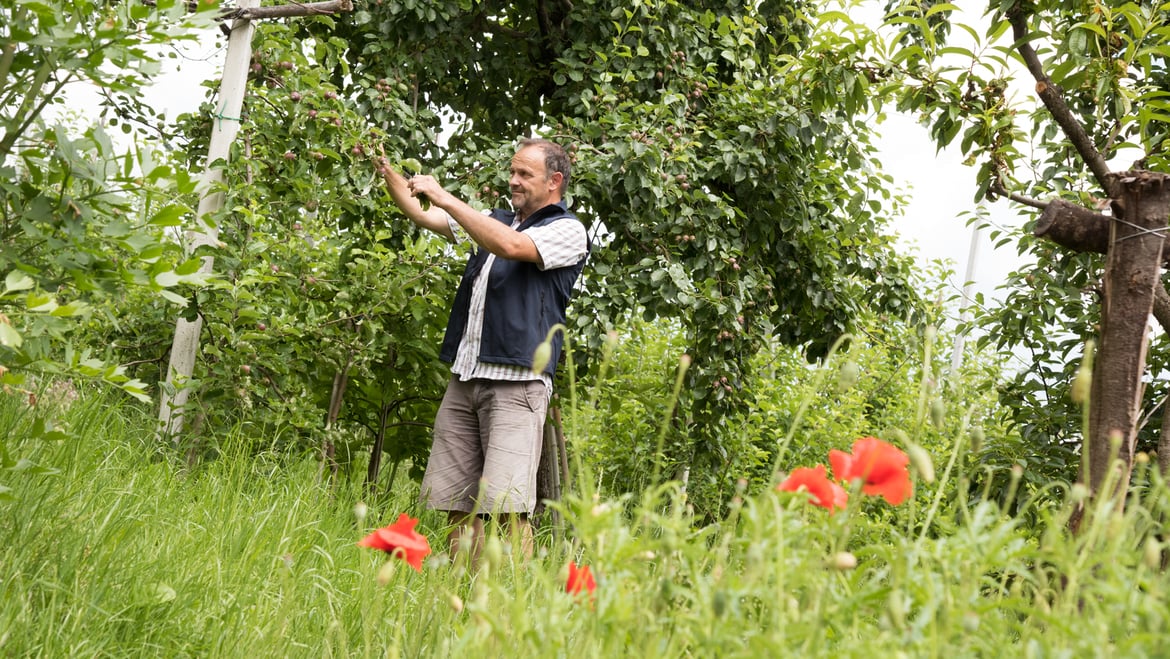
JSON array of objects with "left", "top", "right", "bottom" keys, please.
[{"left": 1084, "top": 171, "right": 1170, "bottom": 500}]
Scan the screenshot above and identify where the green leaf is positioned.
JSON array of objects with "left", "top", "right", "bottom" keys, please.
[
  {"left": 149, "top": 204, "right": 188, "bottom": 227},
  {"left": 3, "top": 271, "right": 35, "bottom": 295},
  {"left": 154, "top": 271, "right": 181, "bottom": 288},
  {"left": 0, "top": 322, "right": 22, "bottom": 349}
]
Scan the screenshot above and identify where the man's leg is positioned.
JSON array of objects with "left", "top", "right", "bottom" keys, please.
[
  {"left": 501, "top": 513, "right": 534, "bottom": 560},
  {"left": 478, "top": 380, "right": 548, "bottom": 561},
  {"left": 447, "top": 510, "right": 484, "bottom": 568},
  {"left": 420, "top": 377, "right": 485, "bottom": 569}
]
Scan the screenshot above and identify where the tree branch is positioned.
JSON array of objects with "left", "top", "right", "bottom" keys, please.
[
  {"left": 1008, "top": 11, "right": 1118, "bottom": 198},
  {"left": 990, "top": 181, "right": 1049, "bottom": 210},
  {"left": 1154, "top": 283, "right": 1170, "bottom": 335},
  {"left": 139, "top": 0, "right": 353, "bottom": 20},
  {"left": 1032, "top": 196, "right": 1170, "bottom": 262},
  {"left": 228, "top": 0, "right": 353, "bottom": 20}
]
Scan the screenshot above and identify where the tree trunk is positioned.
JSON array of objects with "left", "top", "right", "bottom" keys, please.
[
  {"left": 535, "top": 406, "right": 569, "bottom": 531},
  {"left": 322, "top": 367, "right": 348, "bottom": 484},
  {"left": 1078, "top": 171, "right": 1170, "bottom": 528},
  {"left": 365, "top": 401, "right": 391, "bottom": 496}
]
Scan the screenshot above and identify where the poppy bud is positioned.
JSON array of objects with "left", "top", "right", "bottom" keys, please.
[
  {"left": 448, "top": 593, "right": 465, "bottom": 613},
  {"left": 837, "top": 360, "right": 859, "bottom": 391},
  {"left": 827, "top": 551, "right": 857, "bottom": 571},
  {"left": 353, "top": 501, "right": 368, "bottom": 523},
  {"left": 1071, "top": 340, "right": 1095, "bottom": 403},
  {"left": 923, "top": 324, "right": 937, "bottom": 344},
  {"left": 531, "top": 341, "right": 553, "bottom": 374},
  {"left": 1071, "top": 366, "right": 1091, "bottom": 403},
  {"left": 969, "top": 426, "right": 984, "bottom": 453},
  {"left": 929, "top": 399, "right": 945, "bottom": 429},
  {"left": 746, "top": 544, "right": 764, "bottom": 567},
  {"left": 604, "top": 330, "right": 619, "bottom": 349},
  {"left": 1144, "top": 537, "right": 1162, "bottom": 570},
  {"left": 907, "top": 443, "right": 935, "bottom": 484},
  {"left": 483, "top": 535, "right": 504, "bottom": 570},
  {"left": 1070, "top": 483, "right": 1088, "bottom": 503},
  {"left": 377, "top": 559, "right": 396, "bottom": 586}
]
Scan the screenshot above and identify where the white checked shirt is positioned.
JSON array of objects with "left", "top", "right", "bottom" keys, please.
[{"left": 446, "top": 210, "right": 588, "bottom": 389}]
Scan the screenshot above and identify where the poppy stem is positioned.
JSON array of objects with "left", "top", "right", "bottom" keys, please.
[
  {"left": 916, "top": 405, "right": 975, "bottom": 546},
  {"left": 771, "top": 333, "right": 853, "bottom": 479}
]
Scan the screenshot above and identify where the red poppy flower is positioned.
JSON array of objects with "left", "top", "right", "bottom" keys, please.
[
  {"left": 565, "top": 562, "right": 596, "bottom": 597},
  {"left": 357, "top": 513, "right": 432, "bottom": 572},
  {"left": 829, "top": 436, "right": 913, "bottom": 506},
  {"left": 777, "top": 465, "right": 848, "bottom": 512}
]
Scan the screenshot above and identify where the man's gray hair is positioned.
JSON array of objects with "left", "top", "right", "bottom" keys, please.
[{"left": 519, "top": 138, "right": 571, "bottom": 196}]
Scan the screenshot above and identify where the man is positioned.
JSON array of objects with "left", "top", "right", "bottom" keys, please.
[{"left": 375, "top": 138, "right": 589, "bottom": 560}]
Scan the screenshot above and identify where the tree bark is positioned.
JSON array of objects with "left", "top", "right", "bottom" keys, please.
[
  {"left": 1083, "top": 171, "right": 1170, "bottom": 506},
  {"left": 534, "top": 416, "right": 561, "bottom": 527}
]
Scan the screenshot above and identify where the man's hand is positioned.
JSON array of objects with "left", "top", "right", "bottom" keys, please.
[{"left": 406, "top": 174, "right": 445, "bottom": 212}]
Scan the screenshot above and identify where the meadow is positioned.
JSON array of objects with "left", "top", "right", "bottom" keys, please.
[{"left": 4, "top": 351, "right": 1170, "bottom": 658}]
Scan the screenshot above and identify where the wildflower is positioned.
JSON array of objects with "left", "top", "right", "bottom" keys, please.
[
  {"left": 357, "top": 513, "right": 432, "bottom": 572},
  {"left": 777, "top": 465, "right": 848, "bottom": 512},
  {"left": 829, "top": 436, "right": 913, "bottom": 506},
  {"left": 565, "top": 562, "right": 597, "bottom": 598}
]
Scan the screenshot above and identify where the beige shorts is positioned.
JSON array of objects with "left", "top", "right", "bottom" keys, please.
[{"left": 419, "top": 377, "right": 549, "bottom": 515}]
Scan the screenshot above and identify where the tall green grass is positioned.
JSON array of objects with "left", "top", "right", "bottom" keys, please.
[{"left": 3, "top": 380, "right": 1170, "bottom": 657}]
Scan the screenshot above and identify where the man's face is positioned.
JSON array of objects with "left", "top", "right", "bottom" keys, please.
[{"left": 509, "top": 145, "right": 560, "bottom": 217}]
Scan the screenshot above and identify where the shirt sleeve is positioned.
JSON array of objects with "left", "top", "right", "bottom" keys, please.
[
  {"left": 446, "top": 211, "right": 467, "bottom": 244},
  {"left": 525, "top": 218, "right": 588, "bottom": 270}
]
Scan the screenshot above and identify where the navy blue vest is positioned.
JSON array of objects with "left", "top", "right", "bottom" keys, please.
[{"left": 439, "top": 201, "right": 589, "bottom": 378}]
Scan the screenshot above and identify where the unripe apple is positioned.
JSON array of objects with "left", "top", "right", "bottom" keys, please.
[
  {"left": 257, "top": 322, "right": 267, "bottom": 331},
  {"left": 241, "top": 364, "right": 252, "bottom": 375},
  {"left": 283, "top": 150, "right": 296, "bottom": 160}
]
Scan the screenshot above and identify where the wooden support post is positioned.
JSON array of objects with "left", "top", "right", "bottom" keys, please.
[{"left": 158, "top": 0, "right": 258, "bottom": 442}]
